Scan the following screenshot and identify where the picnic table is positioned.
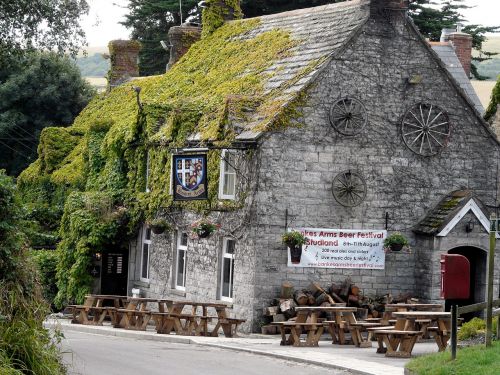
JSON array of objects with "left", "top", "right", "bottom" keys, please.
[
  {"left": 374, "top": 311, "right": 451, "bottom": 358},
  {"left": 153, "top": 300, "right": 245, "bottom": 337},
  {"left": 68, "top": 295, "right": 128, "bottom": 325},
  {"left": 116, "top": 297, "right": 159, "bottom": 330},
  {"left": 278, "top": 306, "right": 357, "bottom": 347}
]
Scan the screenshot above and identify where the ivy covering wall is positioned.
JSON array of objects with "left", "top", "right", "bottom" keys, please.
[{"left": 17, "top": 15, "right": 309, "bottom": 307}]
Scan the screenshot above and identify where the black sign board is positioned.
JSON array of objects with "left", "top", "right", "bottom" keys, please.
[{"left": 172, "top": 154, "right": 208, "bottom": 201}]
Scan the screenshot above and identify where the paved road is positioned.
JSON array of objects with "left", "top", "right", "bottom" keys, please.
[{"left": 61, "top": 331, "right": 349, "bottom": 375}]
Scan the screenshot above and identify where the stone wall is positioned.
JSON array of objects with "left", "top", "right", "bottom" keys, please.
[
  {"left": 250, "top": 13, "right": 500, "bottom": 327},
  {"left": 127, "top": 10, "right": 500, "bottom": 332}
]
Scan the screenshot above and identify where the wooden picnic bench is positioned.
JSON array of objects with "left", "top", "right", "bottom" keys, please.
[
  {"left": 68, "top": 295, "right": 124, "bottom": 325},
  {"left": 154, "top": 300, "right": 245, "bottom": 337}
]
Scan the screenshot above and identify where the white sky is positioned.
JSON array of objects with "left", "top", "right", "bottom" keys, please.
[{"left": 81, "top": 0, "right": 500, "bottom": 47}]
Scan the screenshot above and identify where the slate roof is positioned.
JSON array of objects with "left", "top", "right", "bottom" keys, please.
[
  {"left": 430, "top": 43, "right": 484, "bottom": 114},
  {"left": 234, "top": 0, "right": 371, "bottom": 140},
  {"left": 413, "top": 190, "right": 484, "bottom": 235}
]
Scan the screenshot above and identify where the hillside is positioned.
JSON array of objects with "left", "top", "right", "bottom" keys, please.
[
  {"left": 76, "top": 52, "right": 109, "bottom": 78},
  {"left": 474, "top": 36, "right": 500, "bottom": 80}
]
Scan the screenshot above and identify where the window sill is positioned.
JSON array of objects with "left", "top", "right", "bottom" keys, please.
[
  {"left": 171, "top": 288, "right": 186, "bottom": 297},
  {"left": 134, "top": 280, "right": 150, "bottom": 288}
]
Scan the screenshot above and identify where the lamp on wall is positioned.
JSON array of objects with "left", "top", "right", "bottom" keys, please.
[{"left": 465, "top": 219, "right": 474, "bottom": 233}]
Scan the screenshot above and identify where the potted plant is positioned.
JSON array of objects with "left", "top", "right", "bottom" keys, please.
[
  {"left": 148, "top": 218, "right": 171, "bottom": 235},
  {"left": 282, "top": 230, "right": 308, "bottom": 264},
  {"left": 384, "top": 232, "right": 409, "bottom": 252},
  {"left": 191, "top": 218, "right": 220, "bottom": 239}
]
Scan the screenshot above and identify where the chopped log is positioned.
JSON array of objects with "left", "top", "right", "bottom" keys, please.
[
  {"left": 281, "top": 281, "right": 294, "bottom": 299},
  {"left": 293, "top": 290, "right": 309, "bottom": 306},
  {"left": 350, "top": 285, "right": 360, "bottom": 296},
  {"left": 348, "top": 295, "right": 360, "bottom": 306},
  {"left": 372, "top": 310, "right": 379, "bottom": 318},
  {"left": 261, "top": 325, "right": 277, "bottom": 335},
  {"left": 263, "top": 306, "right": 279, "bottom": 316},
  {"left": 328, "top": 283, "right": 341, "bottom": 296},
  {"left": 330, "top": 291, "right": 345, "bottom": 304},
  {"left": 279, "top": 299, "right": 297, "bottom": 319},
  {"left": 392, "top": 293, "right": 411, "bottom": 303},
  {"left": 273, "top": 314, "right": 285, "bottom": 323},
  {"left": 308, "top": 282, "right": 324, "bottom": 297},
  {"left": 315, "top": 292, "right": 331, "bottom": 306},
  {"left": 340, "top": 278, "right": 352, "bottom": 298}
]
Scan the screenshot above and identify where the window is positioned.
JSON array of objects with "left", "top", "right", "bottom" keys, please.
[
  {"left": 220, "top": 238, "right": 235, "bottom": 301},
  {"left": 140, "top": 226, "right": 151, "bottom": 281},
  {"left": 145, "top": 151, "right": 150, "bottom": 192},
  {"left": 219, "top": 150, "right": 237, "bottom": 200},
  {"left": 175, "top": 232, "right": 188, "bottom": 290}
]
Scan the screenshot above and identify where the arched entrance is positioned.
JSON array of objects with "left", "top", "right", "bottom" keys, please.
[{"left": 445, "top": 246, "right": 487, "bottom": 319}]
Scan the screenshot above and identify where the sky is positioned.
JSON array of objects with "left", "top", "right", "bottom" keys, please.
[{"left": 81, "top": 0, "right": 500, "bottom": 47}]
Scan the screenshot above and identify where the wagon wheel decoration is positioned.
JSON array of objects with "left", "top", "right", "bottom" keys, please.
[
  {"left": 329, "top": 97, "right": 367, "bottom": 136},
  {"left": 332, "top": 170, "right": 367, "bottom": 207},
  {"left": 401, "top": 103, "right": 451, "bottom": 157}
]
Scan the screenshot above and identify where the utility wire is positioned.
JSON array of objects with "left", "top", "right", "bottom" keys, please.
[{"left": 0, "top": 139, "right": 29, "bottom": 158}]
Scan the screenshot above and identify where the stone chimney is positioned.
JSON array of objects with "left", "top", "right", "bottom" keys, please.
[
  {"left": 370, "top": 0, "right": 409, "bottom": 15},
  {"left": 201, "top": 0, "right": 243, "bottom": 37},
  {"left": 107, "top": 40, "right": 141, "bottom": 89},
  {"left": 448, "top": 31, "right": 473, "bottom": 78},
  {"left": 167, "top": 23, "right": 202, "bottom": 70},
  {"left": 370, "top": 0, "right": 409, "bottom": 30}
]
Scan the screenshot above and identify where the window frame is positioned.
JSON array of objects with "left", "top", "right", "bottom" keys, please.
[
  {"left": 175, "top": 231, "right": 188, "bottom": 291},
  {"left": 219, "top": 238, "right": 235, "bottom": 302},
  {"left": 218, "top": 149, "right": 237, "bottom": 200},
  {"left": 140, "top": 225, "right": 151, "bottom": 282}
]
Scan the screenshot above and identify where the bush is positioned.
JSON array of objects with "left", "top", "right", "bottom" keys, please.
[
  {"left": 458, "top": 317, "right": 486, "bottom": 340},
  {"left": 31, "top": 249, "right": 59, "bottom": 309}
]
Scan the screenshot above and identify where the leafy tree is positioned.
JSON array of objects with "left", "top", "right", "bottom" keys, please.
[
  {"left": 0, "top": 171, "right": 65, "bottom": 374},
  {"left": 0, "top": 0, "right": 89, "bottom": 59},
  {"left": 0, "top": 52, "right": 95, "bottom": 176}
]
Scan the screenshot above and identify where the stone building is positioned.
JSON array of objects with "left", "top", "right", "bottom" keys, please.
[{"left": 114, "top": 0, "right": 500, "bottom": 332}]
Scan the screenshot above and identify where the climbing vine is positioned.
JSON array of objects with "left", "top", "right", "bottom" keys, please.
[{"left": 17, "top": 16, "right": 308, "bottom": 305}]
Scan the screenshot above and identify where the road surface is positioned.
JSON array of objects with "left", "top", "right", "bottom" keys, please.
[{"left": 61, "top": 331, "right": 349, "bottom": 375}]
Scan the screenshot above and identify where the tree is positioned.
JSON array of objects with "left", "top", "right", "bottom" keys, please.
[
  {"left": 121, "top": 0, "right": 200, "bottom": 76},
  {"left": 0, "top": 52, "right": 95, "bottom": 176},
  {"left": 0, "top": 171, "right": 65, "bottom": 374},
  {"left": 0, "top": 0, "right": 89, "bottom": 59},
  {"left": 409, "top": 0, "right": 499, "bottom": 80}
]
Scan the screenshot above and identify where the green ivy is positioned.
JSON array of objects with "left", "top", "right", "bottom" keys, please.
[
  {"left": 18, "top": 16, "right": 309, "bottom": 305},
  {"left": 485, "top": 75, "right": 500, "bottom": 122}
]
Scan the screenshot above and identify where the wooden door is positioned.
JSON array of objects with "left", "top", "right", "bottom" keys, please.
[{"left": 101, "top": 249, "right": 129, "bottom": 296}]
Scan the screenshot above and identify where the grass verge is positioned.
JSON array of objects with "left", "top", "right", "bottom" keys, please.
[{"left": 405, "top": 341, "right": 500, "bottom": 375}]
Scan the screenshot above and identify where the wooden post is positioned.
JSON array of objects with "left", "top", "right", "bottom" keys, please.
[
  {"left": 451, "top": 305, "right": 457, "bottom": 360},
  {"left": 486, "top": 214, "right": 496, "bottom": 347}
]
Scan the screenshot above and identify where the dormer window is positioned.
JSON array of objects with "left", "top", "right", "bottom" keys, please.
[{"left": 219, "top": 150, "right": 236, "bottom": 200}]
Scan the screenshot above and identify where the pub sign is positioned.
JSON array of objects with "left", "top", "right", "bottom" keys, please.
[{"left": 172, "top": 154, "right": 208, "bottom": 201}]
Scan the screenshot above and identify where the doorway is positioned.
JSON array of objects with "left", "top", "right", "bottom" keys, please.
[
  {"left": 101, "top": 248, "right": 129, "bottom": 297},
  {"left": 445, "top": 246, "right": 487, "bottom": 319}
]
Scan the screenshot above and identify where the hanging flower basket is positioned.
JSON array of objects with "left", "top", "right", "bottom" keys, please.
[
  {"left": 282, "top": 230, "right": 308, "bottom": 264},
  {"left": 384, "top": 232, "right": 410, "bottom": 253},
  {"left": 191, "top": 219, "right": 220, "bottom": 239},
  {"left": 147, "top": 218, "right": 171, "bottom": 235}
]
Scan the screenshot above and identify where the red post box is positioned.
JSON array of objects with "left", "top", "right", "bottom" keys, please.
[{"left": 440, "top": 254, "right": 470, "bottom": 299}]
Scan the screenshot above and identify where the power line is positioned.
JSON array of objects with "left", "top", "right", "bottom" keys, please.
[{"left": 0, "top": 139, "right": 29, "bottom": 158}]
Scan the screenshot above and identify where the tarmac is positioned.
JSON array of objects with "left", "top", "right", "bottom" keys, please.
[{"left": 45, "top": 317, "right": 442, "bottom": 375}]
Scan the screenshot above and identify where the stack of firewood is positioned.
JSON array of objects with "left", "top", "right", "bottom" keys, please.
[{"left": 259, "top": 279, "right": 416, "bottom": 334}]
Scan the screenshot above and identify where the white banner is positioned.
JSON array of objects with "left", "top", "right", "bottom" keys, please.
[{"left": 287, "top": 228, "right": 387, "bottom": 269}]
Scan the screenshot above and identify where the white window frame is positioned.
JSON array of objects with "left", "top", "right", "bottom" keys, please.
[
  {"left": 140, "top": 225, "right": 151, "bottom": 282},
  {"left": 218, "top": 150, "right": 237, "bottom": 200},
  {"left": 145, "top": 151, "right": 151, "bottom": 193},
  {"left": 219, "top": 238, "right": 235, "bottom": 302},
  {"left": 175, "top": 231, "right": 188, "bottom": 290}
]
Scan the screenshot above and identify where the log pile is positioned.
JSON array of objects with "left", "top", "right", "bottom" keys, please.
[{"left": 259, "top": 279, "right": 416, "bottom": 334}]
